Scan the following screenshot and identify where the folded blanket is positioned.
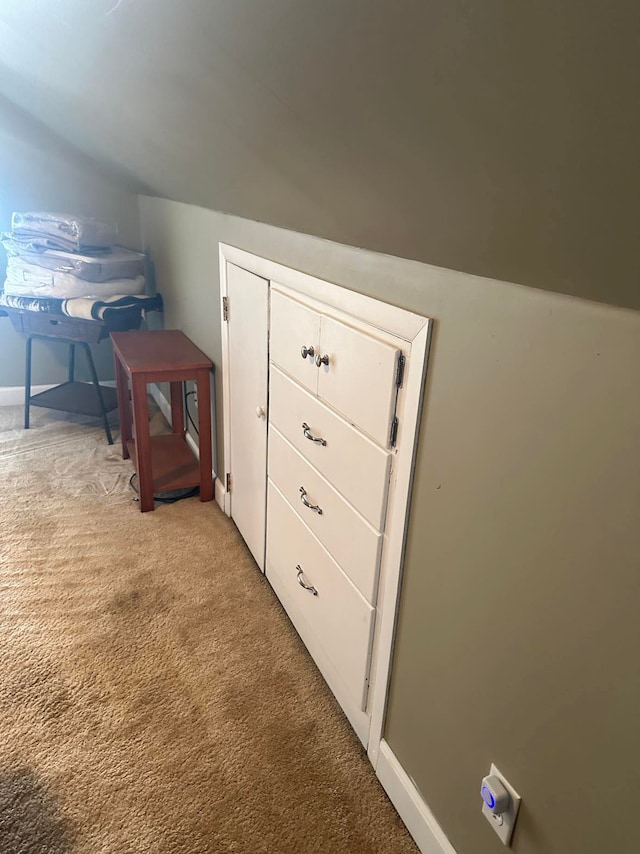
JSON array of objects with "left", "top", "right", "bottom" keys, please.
[
  {"left": 0, "top": 292, "right": 163, "bottom": 323},
  {"left": 61, "top": 293, "right": 164, "bottom": 321},
  {"left": 4, "top": 262, "right": 146, "bottom": 300},
  {"left": 11, "top": 211, "right": 115, "bottom": 251},
  {"left": 0, "top": 293, "right": 62, "bottom": 313},
  {"left": 2, "top": 236, "right": 144, "bottom": 282}
]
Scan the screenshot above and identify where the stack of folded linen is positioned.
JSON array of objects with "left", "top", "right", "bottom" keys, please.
[{"left": 2, "top": 211, "right": 146, "bottom": 301}]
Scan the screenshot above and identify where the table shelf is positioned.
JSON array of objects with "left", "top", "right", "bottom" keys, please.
[
  {"left": 125, "top": 435, "right": 201, "bottom": 492},
  {"left": 0, "top": 305, "right": 145, "bottom": 445},
  {"left": 30, "top": 381, "right": 119, "bottom": 418}
]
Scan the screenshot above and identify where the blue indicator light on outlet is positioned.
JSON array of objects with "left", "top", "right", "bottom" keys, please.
[{"left": 481, "top": 786, "right": 496, "bottom": 809}]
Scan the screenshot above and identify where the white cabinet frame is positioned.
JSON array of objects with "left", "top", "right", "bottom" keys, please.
[{"left": 219, "top": 243, "right": 433, "bottom": 769}]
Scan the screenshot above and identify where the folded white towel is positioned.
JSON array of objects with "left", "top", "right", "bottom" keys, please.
[
  {"left": 11, "top": 211, "right": 116, "bottom": 251},
  {"left": 2, "top": 236, "right": 144, "bottom": 282}
]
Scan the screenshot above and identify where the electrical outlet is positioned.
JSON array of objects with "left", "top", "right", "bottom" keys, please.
[{"left": 481, "top": 764, "right": 521, "bottom": 846}]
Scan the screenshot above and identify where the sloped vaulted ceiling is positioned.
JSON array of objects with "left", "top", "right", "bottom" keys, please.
[{"left": 0, "top": 0, "right": 638, "bottom": 308}]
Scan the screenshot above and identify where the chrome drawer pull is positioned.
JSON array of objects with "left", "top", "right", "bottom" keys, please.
[
  {"left": 296, "top": 565, "right": 318, "bottom": 596},
  {"left": 299, "top": 486, "right": 323, "bottom": 515},
  {"left": 300, "top": 344, "right": 315, "bottom": 359},
  {"left": 302, "top": 422, "right": 327, "bottom": 446},
  {"left": 315, "top": 353, "right": 329, "bottom": 367}
]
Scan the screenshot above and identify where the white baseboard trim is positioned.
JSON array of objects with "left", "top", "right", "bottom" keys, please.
[
  {"left": 0, "top": 380, "right": 117, "bottom": 408},
  {"left": 0, "top": 385, "right": 52, "bottom": 406},
  {"left": 376, "top": 740, "right": 457, "bottom": 854},
  {"left": 149, "top": 381, "right": 171, "bottom": 422},
  {"left": 215, "top": 477, "right": 226, "bottom": 512},
  {"left": 185, "top": 427, "right": 199, "bottom": 459}
]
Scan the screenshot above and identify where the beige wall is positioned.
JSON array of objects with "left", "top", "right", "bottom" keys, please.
[
  {"left": 0, "top": 97, "right": 141, "bottom": 387},
  {"left": 2, "top": 2, "right": 639, "bottom": 310},
  {"left": 140, "top": 195, "right": 640, "bottom": 854}
]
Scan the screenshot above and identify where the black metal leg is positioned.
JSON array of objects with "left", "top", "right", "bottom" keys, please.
[
  {"left": 80, "top": 342, "right": 113, "bottom": 445},
  {"left": 68, "top": 343, "right": 76, "bottom": 382},
  {"left": 24, "top": 337, "right": 33, "bottom": 429}
]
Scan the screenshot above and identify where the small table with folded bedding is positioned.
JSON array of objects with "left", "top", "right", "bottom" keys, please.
[{"left": 0, "top": 294, "right": 162, "bottom": 445}]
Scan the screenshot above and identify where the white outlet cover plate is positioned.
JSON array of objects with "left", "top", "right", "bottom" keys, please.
[{"left": 481, "top": 763, "right": 521, "bottom": 846}]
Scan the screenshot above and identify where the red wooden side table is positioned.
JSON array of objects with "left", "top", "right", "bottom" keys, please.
[{"left": 111, "top": 329, "right": 214, "bottom": 512}]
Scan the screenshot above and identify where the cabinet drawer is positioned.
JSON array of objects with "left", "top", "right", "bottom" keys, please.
[
  {"left": 269, "top": 365, "right": 391, "bottom": 530},
  {"left": 266, "top": 481, "right": 375, "bottom": 711},
  {"left": 317, "top": 314, "right": 400, "bottom": 448},
  {"left": 270, "top": 289, "right": 402, "bottom": 447},
  {"left": 10, "top": 311, "right": 105, "bottom": 342},
  {"left": 270, "top": 290, "right": 319, "bottom": 394},
  {"left": 268, "top": 426, "right": 382, "bottom": 603}
]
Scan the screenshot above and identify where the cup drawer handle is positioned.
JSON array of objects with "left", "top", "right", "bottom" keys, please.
[
  {"left": 299, "top": 486, "right": 322, "bottom": 515},
  {"left": 296, "top": 564, "right": 318, "bottom": 596},
  {"left": 302, "top": 422, "right": 326, "bottom": 446}
]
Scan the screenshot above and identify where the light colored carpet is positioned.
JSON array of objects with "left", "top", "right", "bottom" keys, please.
[{"left": 0, "top": 404, "right": 417, "bottom": 854}]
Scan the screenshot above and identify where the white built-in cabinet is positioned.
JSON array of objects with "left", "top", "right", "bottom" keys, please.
[
  {"left": 267, "top": 285, "right": 405, "bottom": 723},
  {"left": 221, "top": 248, "right": 431, "bottom": 755}
]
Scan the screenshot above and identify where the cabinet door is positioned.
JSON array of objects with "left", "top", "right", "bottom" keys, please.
[
  {"left": 270, "top": 290, "right": 320, "bottom": 394},
  {"left": 227, "top": 264, "right": 269, "bottom": 570},
  {"left": 316, "top": 315, "right": 400, "bottom": 447}
]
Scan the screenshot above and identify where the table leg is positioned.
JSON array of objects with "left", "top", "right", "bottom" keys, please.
[
  {"left": 170, "top": 381, "right": 185, "bottom": 435},
  {"left": 81, "top": 343, "right": 113, "bottom": 445},
  {"left": 195, "top": 368, "right": 213, "bottom": 503},
  {"left": 114, "top": 355, "right": 132, "bottom": 459},
  {"left": 24, "top": 337, "right": 33, "bottom": 430},
  {"left": 132, "top": 375, "right": 154, "bottom": 512},
  {"left": 68, "top": 343, "right": 76, "bottom": 382}
]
